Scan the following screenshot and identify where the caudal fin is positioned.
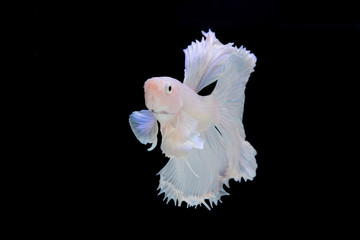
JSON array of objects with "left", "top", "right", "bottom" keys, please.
[{"left": 212, "top": 45, "right": 257, "bottom": 181}]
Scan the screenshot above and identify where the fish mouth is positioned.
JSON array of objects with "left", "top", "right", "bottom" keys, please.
[{"left": 150, "top": 109, "right": 172, "bottom": 115}]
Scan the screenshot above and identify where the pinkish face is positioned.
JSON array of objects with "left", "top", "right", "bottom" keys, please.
[{"left": 144, "top": 77, "right": 183, "bottom": 121}]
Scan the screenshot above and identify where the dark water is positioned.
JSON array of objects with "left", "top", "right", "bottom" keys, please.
[{"left": 25, "top": 0, "right": 358, "bottom": 235}]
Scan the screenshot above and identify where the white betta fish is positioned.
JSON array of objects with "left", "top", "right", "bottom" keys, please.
[{"left": 129, "top": 30, "right": 257, "bottom": 209}]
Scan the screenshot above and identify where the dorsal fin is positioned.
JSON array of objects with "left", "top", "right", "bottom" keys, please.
[{"left": 183, "top": 30, "right": 235, "bottom": 93}]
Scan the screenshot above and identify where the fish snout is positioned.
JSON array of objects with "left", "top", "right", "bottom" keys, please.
[
  {"left": 144, "top": 78, "right": 163, "bottom": 110},
  {"left": 144, "top": 79, "right": 162, "bottom": 94},
  {"left": 144, "top": 84, "right": 158, "bottom": 110}
]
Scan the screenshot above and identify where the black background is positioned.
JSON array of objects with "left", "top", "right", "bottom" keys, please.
[{"left": 27, "top": 0, "right": 358, "bottom": 234}]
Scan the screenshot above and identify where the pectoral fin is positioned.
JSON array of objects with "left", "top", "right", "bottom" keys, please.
[
  {"left": 129, "top": 110, "right": 158, "bottom": 151},
  {"left": 161, "top": 111, "right": 204, "bottom": 157}
]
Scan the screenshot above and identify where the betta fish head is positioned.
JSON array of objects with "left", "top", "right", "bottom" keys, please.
[{"left": 144, "top": 77, "right": 183, "bottom": 123}]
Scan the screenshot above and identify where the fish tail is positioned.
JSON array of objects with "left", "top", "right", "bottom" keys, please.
[{"left": 212, "top": 46, "right": 257, "bottom": 181}]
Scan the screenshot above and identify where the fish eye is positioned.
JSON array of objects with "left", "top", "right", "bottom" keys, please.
[{"left": 165, "top": 83, "right": 172, "bottom": 95}]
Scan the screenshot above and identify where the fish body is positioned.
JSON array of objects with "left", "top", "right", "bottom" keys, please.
[{"left": 129, "top": 30, "right": 257, "bottom": 209}]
